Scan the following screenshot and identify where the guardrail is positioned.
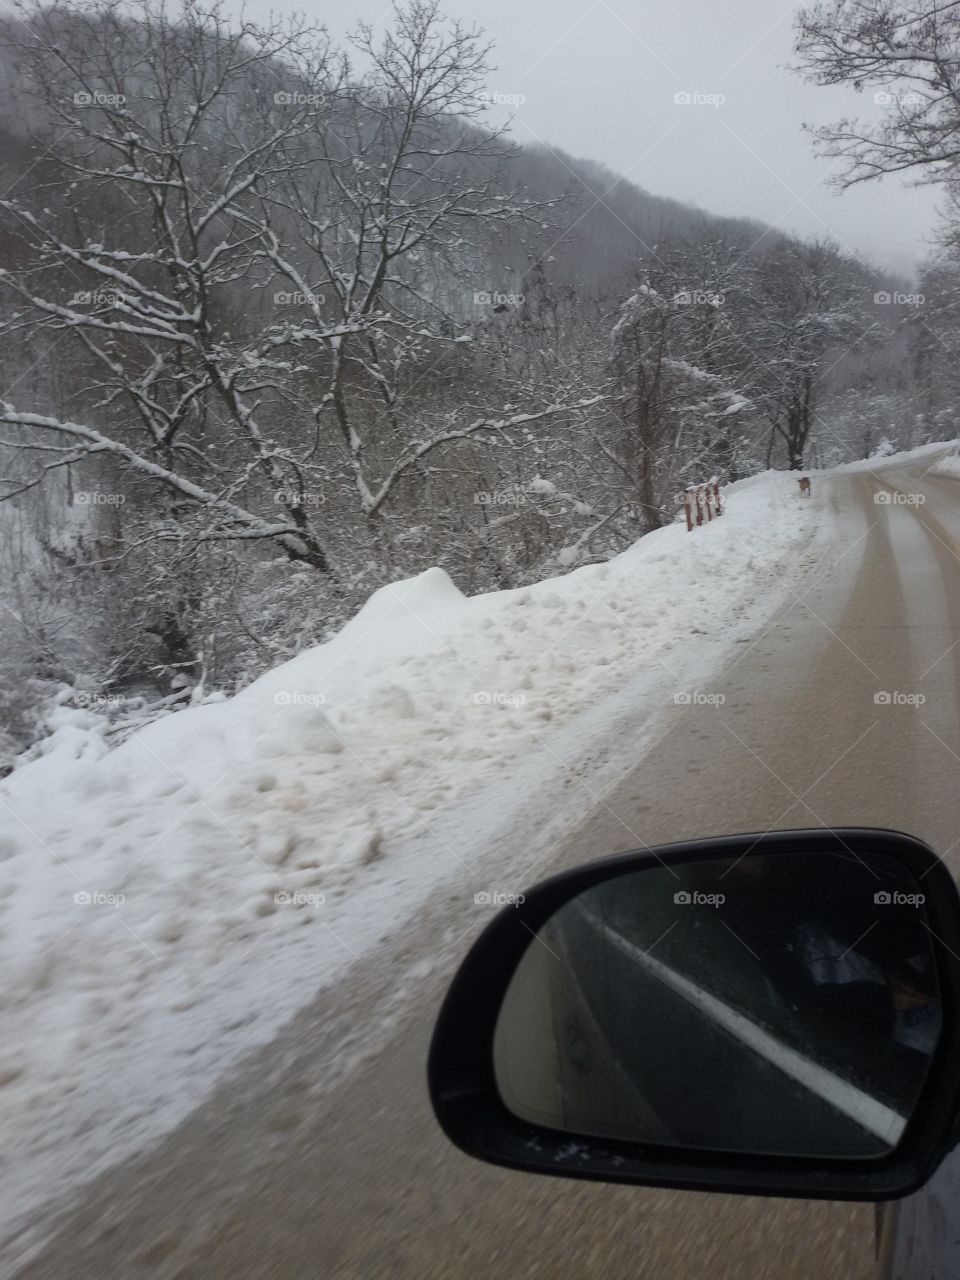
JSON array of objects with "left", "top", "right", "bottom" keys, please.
[{"left": 677, "top": 481, "right": 722, "bottom": 532}]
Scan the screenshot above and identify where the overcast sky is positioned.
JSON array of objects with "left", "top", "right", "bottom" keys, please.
[{"left": 241, "top": 0, "right": 939, "bottom": 277}]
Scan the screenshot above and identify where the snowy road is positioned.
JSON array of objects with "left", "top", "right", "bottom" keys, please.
[{"left": 9, "top": 450, "right": 960, "bottom": 1278}]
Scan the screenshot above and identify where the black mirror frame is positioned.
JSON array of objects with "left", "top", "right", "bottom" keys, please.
[{"left": 428, "top": 828, "right": 960, "bottom": 1201}]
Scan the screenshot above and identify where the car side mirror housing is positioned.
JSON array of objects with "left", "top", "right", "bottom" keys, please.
[{"left": 428, "top": 829, "right": 960, "bottom": 1201}]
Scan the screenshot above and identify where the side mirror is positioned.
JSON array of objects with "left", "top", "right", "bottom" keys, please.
[{"left": 428, "top": 829, "right": 960, "bottom": 1201}]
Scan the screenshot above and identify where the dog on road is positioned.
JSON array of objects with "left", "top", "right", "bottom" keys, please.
[{"left": 798, "top": 476, "right": 811, "bottom": 497}]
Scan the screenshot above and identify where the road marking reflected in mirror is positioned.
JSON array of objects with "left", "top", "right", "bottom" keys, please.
[{"left": 592, "top": 913, "right": 908, "bottom": 1146}]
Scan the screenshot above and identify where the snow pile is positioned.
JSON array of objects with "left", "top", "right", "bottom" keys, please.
[
  {"left": 927, "top": 447, "right": 960, "bottom": 481},
  {"left": 817, "top": 438, "right": 957, "bottom": 477},
  {"left": 0, "top": 467, "right": 821, "bottom": 1244}
]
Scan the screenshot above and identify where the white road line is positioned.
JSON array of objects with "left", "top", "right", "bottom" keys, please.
[{"left": 598, "top": 919, "right": 906, "bottom": 1145}]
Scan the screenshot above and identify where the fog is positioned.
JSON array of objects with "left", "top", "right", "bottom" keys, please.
[{"left": 237, "top": 0, "right": 940, "bottom": 276}]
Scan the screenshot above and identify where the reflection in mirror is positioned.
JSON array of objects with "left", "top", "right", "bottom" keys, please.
[{"left": 493, "top": 851, "right": 941, "bottom": 1159}]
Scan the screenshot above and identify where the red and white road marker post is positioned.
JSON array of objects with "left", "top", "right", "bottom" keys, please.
[{"left": 678, "top": 480, "right": 723, "bottom": 532}]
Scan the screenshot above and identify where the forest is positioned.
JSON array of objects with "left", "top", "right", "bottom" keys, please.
[{"left": 0, "top": 0, "right": 957, "bottom": 769}]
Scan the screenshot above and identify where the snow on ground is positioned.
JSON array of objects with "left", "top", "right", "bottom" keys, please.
[
  {"left": 817, "top": 438, "right": 957, "bottom": 478},
  {"left": 927, "top": 446, "right": 960, "bottom": 481},
  {"left": 1, "top": 466, "right": 827, "bottom": 1248}
]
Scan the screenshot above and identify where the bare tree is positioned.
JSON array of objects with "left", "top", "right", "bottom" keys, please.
[
  {"left": 0, "top": 0, "right": 344, "bottom": 569},
  {"left": 794, "top": 0, "right": 960, "bottom": 186},
  {"left": 746, "top": 241, "right": 870, "bottom": 469},
  {"left": 258, "top": 0, "right": 595, "bottom": 521},
  {"left": 606, "top": 274, "right": 750, "bottom": 527}
]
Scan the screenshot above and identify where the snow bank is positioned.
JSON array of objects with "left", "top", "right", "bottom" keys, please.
[
  {"left": 0, "top": 468, "right": 822, "bottom": 1246},
  {"left": 811, "top": 438, "right": 957, "bottom": 477},
  {"left": 926, "top": 448, "right": 960, "bottom": 481}
]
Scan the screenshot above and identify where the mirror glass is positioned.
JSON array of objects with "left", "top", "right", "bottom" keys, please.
[{"left": 493, "top": 851, "right": 941, "bottom": 1159}]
